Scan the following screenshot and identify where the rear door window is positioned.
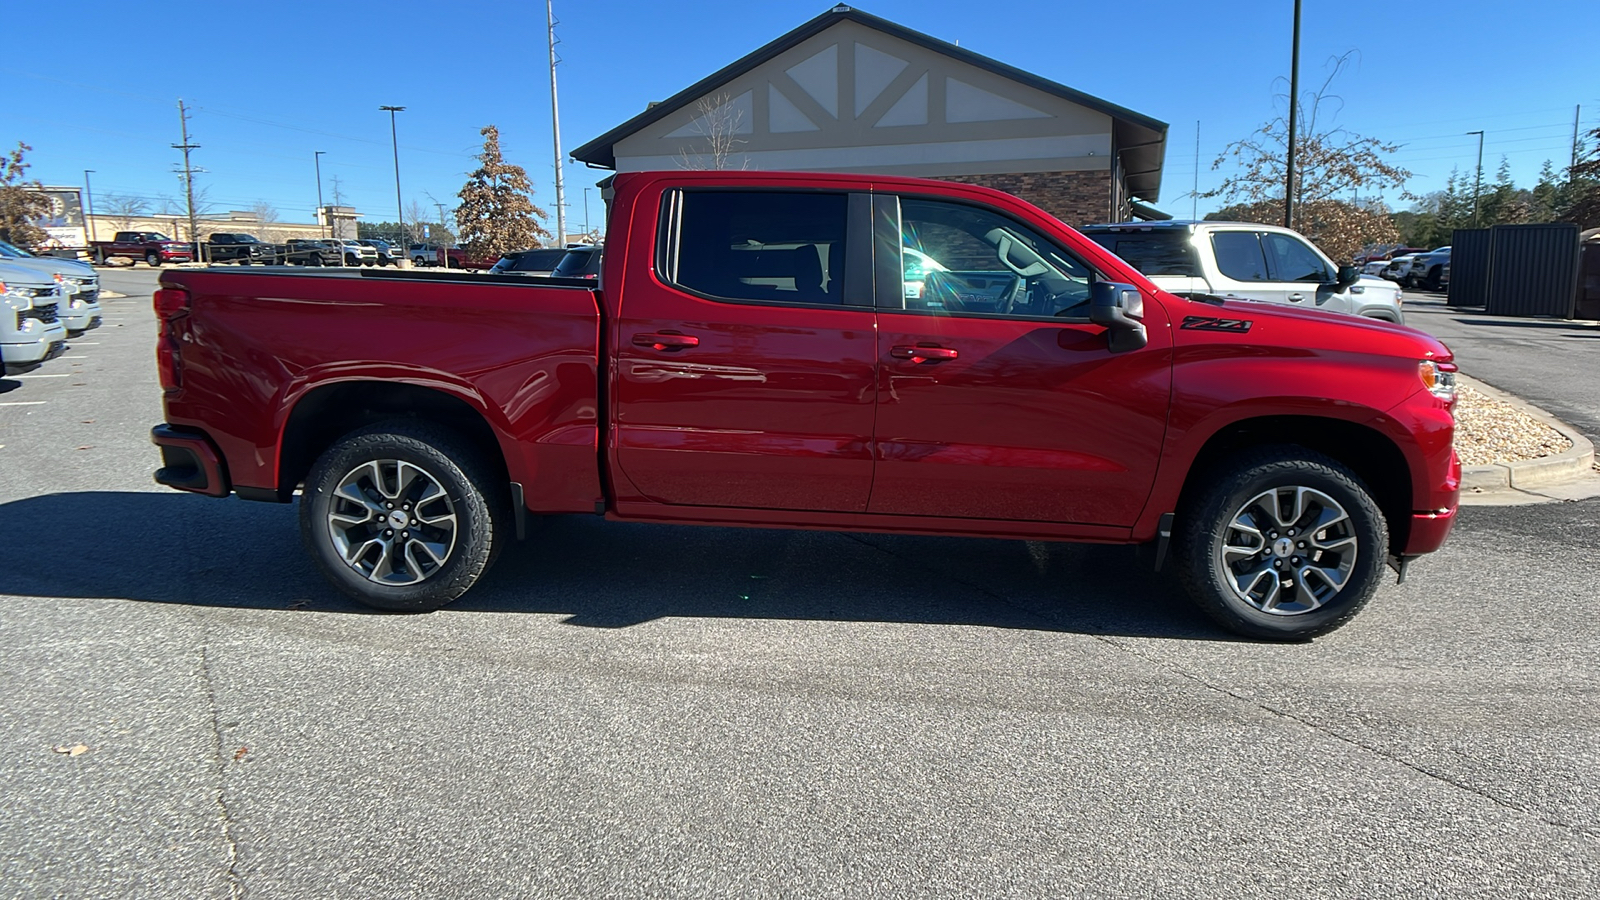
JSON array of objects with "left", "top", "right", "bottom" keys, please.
[
  {"left": 1211, "top": 231, "right": 1271, "bottom": 282},
  {"left": 665, "top": 191, "right": 848, "bottom": 305}
]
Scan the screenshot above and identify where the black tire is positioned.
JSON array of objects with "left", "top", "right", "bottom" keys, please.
[
  {"left": 1174, "top": 446, "right": 1388, "bottom": 641},
  {"left": 300, "top": 421, "right": 506, "bottom": 612},
  {"left": 145, "top": 251, "right": 159, "bottom": 267},
  {"left": 345, "top": 254, "right": 358, "bottom": 266},
  {"left": 1426, "top": 266, "right": 1443, "bottom": 291}
]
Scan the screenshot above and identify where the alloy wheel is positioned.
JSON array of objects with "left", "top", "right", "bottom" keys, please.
[
  {"left": 326, "top": 459, "right": 458, "bottom": 585},
  {"left": 1215, "top": 486, "right": 1358, "bottom": 615}
]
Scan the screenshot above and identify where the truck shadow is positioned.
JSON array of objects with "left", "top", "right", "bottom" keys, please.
[{"left": 0, "top": 491, "right": 1228, "bottom": 641}]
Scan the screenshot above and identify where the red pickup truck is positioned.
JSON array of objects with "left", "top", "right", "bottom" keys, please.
[
  {"left": 149, "top": 170, "right": 1459, "bottom": 640},
  {"left": 92, "top": 231, "right": 194, "bottom": 266}
]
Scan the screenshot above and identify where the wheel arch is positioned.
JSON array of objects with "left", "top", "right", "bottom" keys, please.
[
  {"left": 276, "top": 380, "right": 513, "bottom": 501},
  {"left": 1166, "top": 415, "right": 1414, "bottom": 552}
]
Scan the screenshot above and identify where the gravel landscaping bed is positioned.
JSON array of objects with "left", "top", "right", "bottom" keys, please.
[{"left": 1453, "top": 384, "right": 1573, "bottom": 466}]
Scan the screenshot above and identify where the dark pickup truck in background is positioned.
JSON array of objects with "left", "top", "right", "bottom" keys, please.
[
  {"left": 91, "top": 232, "right": 193, "bottom": 266},
  {"left": 281, "top": 239, "right": 343, "bottom": 266},
  {"left": 150, "top": 170, "right": 1461, "bottom": 641},
  {"left": 205, "top": 233, "right": 280, "bottom": 264}
]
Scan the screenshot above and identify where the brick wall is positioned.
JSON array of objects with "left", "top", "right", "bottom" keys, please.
[{"left": 930, "top": 170, "right": 1114, "bottom": 228}]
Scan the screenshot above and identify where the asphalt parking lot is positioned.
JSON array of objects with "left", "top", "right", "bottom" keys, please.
[{"left": 2, "top": 269, "right": 1597, "bottom": 897}]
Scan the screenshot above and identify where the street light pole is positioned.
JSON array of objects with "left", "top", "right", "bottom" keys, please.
[
  {"left": 583, "top": 186, "right": 590, "bottom": 237},
  {"left": 546, "top": 0, "right": 567, "bottom": 245},
  {"left": 82, "top": 170, "right": 97, "bottom": 246},
  {"left": 1467, "top": 130, "right": 1485, "bottom": 227},
  {"left": 1284, "top": 0, "right": 1302, "bottom": 230},
  {"left": 313, "top": 151, "right": 326, "bottom": 238},
  {"left": 380, "top": 106, "right": 406, "bottom": 245}
]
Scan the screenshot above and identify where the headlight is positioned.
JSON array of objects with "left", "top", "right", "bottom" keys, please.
[{"left": 1419, "top": 360, "right": 1457, "bottom": 402}]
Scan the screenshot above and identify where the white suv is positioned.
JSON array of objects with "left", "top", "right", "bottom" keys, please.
[{"left": 1080, "top": 221, "right": 1405, "bottom": 324}]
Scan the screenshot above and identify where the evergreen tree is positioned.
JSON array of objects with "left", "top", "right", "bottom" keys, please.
[
  {"left": 1531, "top": 160, "right": 1561, "bottom": 222},
  {"left": 455, "top": 126, "right": 550, "bottom": 259}
]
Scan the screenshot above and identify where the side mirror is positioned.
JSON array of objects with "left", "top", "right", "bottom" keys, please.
[
  {"left": 1335, "top": 265, "right": 1361, "bottom": 288},
  {"left": 1090, "top": 281, "right": 1148, "bottom": 353}
]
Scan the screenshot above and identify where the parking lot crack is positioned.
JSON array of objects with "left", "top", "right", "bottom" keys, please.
[
  {"left": 199, "top": 644, "right": 246, "bottom": 899},
  {"left": 836, "top": 533, "right": 1597, "bottom": 843},
  {"left": 1097, "top": 638, "right": 1600, "bottom": 843}
]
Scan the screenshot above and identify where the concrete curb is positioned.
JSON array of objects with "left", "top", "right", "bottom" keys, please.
[{"left": 1458, "top": 374, "right": 1595, "bottom": 494}]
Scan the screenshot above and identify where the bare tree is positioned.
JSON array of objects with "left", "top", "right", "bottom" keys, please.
[
  {"left": 100, "top": 192, "right": 150, "bottom": 232},
  {"left": 676, "top": 93, "right": 751, "bottom": 171},
  {"left": 248, "top": 200, "right": 280, "bottom": 224},
  {"left": 1202, "top": 53, "right": 1409, "bottom": 261}
]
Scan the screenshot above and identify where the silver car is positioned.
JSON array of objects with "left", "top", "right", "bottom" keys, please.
[
  {"left": 1, "top": 262, "right": 70, "bottom": 375},
  {"left": 0, "top": 240, "right": 101, "bottom": 334}
]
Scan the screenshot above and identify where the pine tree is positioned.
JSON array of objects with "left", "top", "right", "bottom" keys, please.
[
  {"left": 455, "top": 126, "right": 551, "bottom": 259},
  {"left": 1531, "top": 160, "right": 1561, "bottom": 222}
]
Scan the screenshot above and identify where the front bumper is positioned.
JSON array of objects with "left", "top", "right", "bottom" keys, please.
[
  {"left": 151, "top": 424, "right": 230, "bottom": 497},
  {"left": 60, "top": 298, "right": 103, "bottom": 333},
  {"left": 2, "top": 332, "right": 67, "bottom": 375}
]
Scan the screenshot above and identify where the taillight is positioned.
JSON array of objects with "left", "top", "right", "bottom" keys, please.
[
  {"left": 153, "top": 288, "right": 190, "bottom": 319},
  {"left": 154, "top": 288, "right": 190, "bottom": 391}
]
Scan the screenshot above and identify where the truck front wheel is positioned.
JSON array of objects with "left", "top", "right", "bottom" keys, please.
[
  {"left": 1174, "top": 448, "right": 1388, "bottom": 640},
  {"left": 299, "top": 421, "right": 505, "bottom": 611}
]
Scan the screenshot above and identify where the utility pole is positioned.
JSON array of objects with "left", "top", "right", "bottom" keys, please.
[
  {"left": 424, "top": 191, "right": 449, "bottom": 236},
  {"left": 82, "top": 170, "right": 96, "bottom": 246},
  {"left": 380, "top": 106, "right": 406, "bottom": 246},
  {"left": 1192, "top": 121, "right": 1199, "bottom": 221},
  {"left": 174, "top": 99, "right": 202, "bottom": 260},
  {"left": 314, "top": 151, "right": 327, "bottom": 238},
  {"left": 546, "top": 0, "right": 567, "bottom": 245},
  {"left": 1284, "top": 0, "right": 1302, "bottom": 230},
  {"left": 1573, "top": 105, "right": 1583, "bottom": 179},
  {"left": 583, "top": 186, "right": 591, "bottom": 236},
  {"left": 1468, "top": 130, "right": 1485, "bottom": 227}
]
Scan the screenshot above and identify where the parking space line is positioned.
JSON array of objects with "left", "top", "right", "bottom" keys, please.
[
  {"left": 62, "top": 355, "right": 89, "bottom": 359},
  {"left": 0, "top": 401, "right": 47, "bottom": 406},
  {"left": 9, "top": 374, "right": 70, "bottom": 379},
  {"left": 72, "top": 342, "right": 101, "bottom": 345}
]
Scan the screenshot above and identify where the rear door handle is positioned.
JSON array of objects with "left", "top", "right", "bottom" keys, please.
[
  {"left": 891, "top": 344, "right": 958, "bottom": 363},
  {"left": 633, "top": 332, "right": 700, "bottom": 351}
]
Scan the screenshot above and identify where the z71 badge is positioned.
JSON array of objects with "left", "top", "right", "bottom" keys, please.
[{"left": 1181, "top": 315, "right": 1253, "bottom": 333}]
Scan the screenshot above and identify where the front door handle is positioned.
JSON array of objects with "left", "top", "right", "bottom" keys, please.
[
  {"left": 891, "top": 344, "right": 958, "bottom": 363},
  {"left": 633, "top": 332, "right": 700, "bottom": 351},
  {"left": 1287, "top": 293, "right": 1305, "bottom": 302}
]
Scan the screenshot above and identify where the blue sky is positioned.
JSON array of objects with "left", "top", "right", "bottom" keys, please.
[{"left": 8, "top": 0, "right": 1597, "bottom": 231}]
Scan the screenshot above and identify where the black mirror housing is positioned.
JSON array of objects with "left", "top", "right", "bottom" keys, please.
[
  {"left": 1336, "top": 265, "right": 1361, "bottom": 288},
  {"left": 1090, "top": 281, "right": 1149, "bottom": 353}
]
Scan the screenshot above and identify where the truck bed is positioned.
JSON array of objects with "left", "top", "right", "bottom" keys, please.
[{"left": 157, "top": 265, "right": 607, "bottom": 513}]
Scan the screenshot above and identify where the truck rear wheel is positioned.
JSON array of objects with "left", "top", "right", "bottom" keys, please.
[
  {"left": 1174, "top": 447, "right": 1387, "bottom": 641},
  {"left": 299, "top": 421, "right": 505, "bottom": 611}
]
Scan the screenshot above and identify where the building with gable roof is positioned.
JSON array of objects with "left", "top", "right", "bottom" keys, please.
[{"left": 572, "top": 5, "right": 1168, "bottom": 226}]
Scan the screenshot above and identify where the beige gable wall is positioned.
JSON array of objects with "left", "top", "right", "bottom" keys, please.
[{"left": 612, "top": 20, "right": 1114, "bottom": 178}]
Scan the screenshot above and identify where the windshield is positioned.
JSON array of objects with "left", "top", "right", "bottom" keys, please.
[{"left": 0, "top": 240, "right": 32, "bottom": 258}]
